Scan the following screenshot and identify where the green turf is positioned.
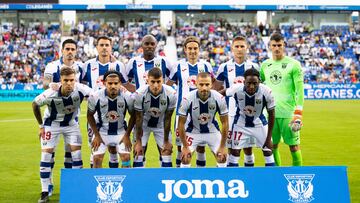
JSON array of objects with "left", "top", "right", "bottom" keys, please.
[{"left": 0, "top": 100, "right": 359, "bottom": 202}]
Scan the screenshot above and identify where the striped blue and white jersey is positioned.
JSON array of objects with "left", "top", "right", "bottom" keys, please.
[
  {"left": 83, "top": 58, "right": 126, "bottom": 90},
  {"left": 44, "top": 58, "right": 84, "bottom": 83},
  {"left": 87, "top": 88, "right": 134, "bottom": 135},
  {"left": 169, "top": 60, "right": 214, "bottom": 115},
  {"left": 216, "top": 59, "right": 259, "bottom": 117},
  {"left": 178, "top": 90, "right": 228, "bottom": 134},
  {"left": 124, "top": 56, "right": 172, "bottom": 89},
  {"left": 134, "top": 84, "right": 177, "bottom": 128},
  {"left": 226, "top": 83, "right": 275, "bottom": 128},
  {"left": 34, "top": 83, "right": 92, "bottom": 127}
]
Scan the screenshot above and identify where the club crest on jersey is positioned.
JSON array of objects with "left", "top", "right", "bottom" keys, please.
[
  {"left": 94, "top": 175, "right": 126, "bottom": 203},
  {"left": 270, "top": 70, "right": 282, "bottom": 85},
  {"left": 117, "top": 102, "right": 125, "bottom": 109},
  {"left": 234, "top": 76, "right": 244, "bottom": 84},
  {"left": 154, "top": 62, "right": 161, "bottom": 69},
  {"left": 187, "top": 75, "right": 197, "bottom": 89},
  {"left": 106, "top": 111, "right": 120, "bottom": 122},
  {"left": 73, "top": 96, "right": 80, "bottom": 102},
  {"left": 284, "top": 174, "right": 315, "bottom": 203},
  {"left": 64, "top": 105, "right": 76, "bottom": 114},
  {"left": 209, "top": 103, "right": 216, "bottom": 111},
  {"left": 282, "top": 63, "right": 288, "bottom": 69},
  {"left": 148, "top": 107, "right": 161, "bottom": 118},
  {"left": 243, "top": 106, "right": 256, "bottom": 116},
  {"left": 255, "top": 99, "right": 262, "bottom": 104},
  {"left": 160, "top": 100, "right": 167, "bottom": 106},
  {"left": 198, "top": 113, "right": 211, "bottom": 124}
]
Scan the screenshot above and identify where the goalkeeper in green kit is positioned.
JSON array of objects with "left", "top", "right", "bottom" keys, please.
[{"left": 260, "top": 33, "right": 304, "bottom": 166}]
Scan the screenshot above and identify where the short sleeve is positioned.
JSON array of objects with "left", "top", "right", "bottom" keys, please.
[
  {"left": 134, "top": 90, "right": 144, "bottom": 112},
  {"left": 87, "top": 92, "right": 98, "bottom": 112},
  {"left": 178, "top": 96, "right": 190, "bottom": 117}
]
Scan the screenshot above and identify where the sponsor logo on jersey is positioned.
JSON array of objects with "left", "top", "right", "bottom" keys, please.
[
  {"left": 198, "top": 113, "right": 211, "bottom": 124},
  {"left": 106, "top": 111, "right": 120, "bottom": 122},
  {"left": 270, "top": 70, "right": 282, "bottom": 85},
  {"left": 284, "top": 174, "right": 315, "bottom": 203},
  {"left": 187, "top": 75, "right": 197, "bottom": 89},
  {"left": 148, "top": 107, "right": 161, "bottom": 118},
  {"left": 234, "top": 76, "right": 244, "bottom": 84},
  {"left": 94, "top": 175, "right": 126, "bottom": 203},
  {"left": 158, "top": 179, "right": 249, "bottom": 202}
]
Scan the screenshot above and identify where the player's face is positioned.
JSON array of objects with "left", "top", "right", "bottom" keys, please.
[
  {"left": 96, "top": 39, "right": 112, "bottom": 58},
  {"left": 105, "top": 76, "right": 121, "bottom": 98},
  {"left": 147, "top": 76, "right": 163, "bottom": 96},
  {"left": 184, "top": 42, "right": 200, "bottom": 62},
  {"left": 60, "top": 74, "right": 76, "bottom": 95},
  {"left": 244, "top": 76, "right": 259, "bottom": 95},
  {"left": 231, "top": 40, "right": 247, "bottom": 60},
  {"left": 62, "top": 43, "right": 76, "bottom": 61},
  {"left": 142, "top": 36, "right": 157, "bottom": 59},
  {"left": 269, "top": 40, "right": 285, "bottom": 59},
  {"left": 196, "top": 76, "right": 212, "bottom": 100}
]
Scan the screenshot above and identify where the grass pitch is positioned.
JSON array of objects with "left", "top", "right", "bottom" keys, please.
[{"left": 0, "top": 100, "right": 359, "bottom": 202}]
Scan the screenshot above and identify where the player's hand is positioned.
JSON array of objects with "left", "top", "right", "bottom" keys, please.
[
  {"left": 38, "top": 127, "right": 45, "bottom": 140},
  {"left": 289, "top": 109, "right": 303, "bottom": 132},
  {"left": 49, "top": 82, "right": 60, "bottom": 91},
  {"left": 92, "top": 135, "right": 103, "bottom": 152},
  {"left": 133, "top": 141, "right": 143, "bottom": 158},
  {"left": 121, "top": 135, "right": 132, "bottom": 152},
  {"left": 216, "top": 147, "right": 227, "bottom": 163},
  {"left": 262, "top": 139, "right": 273, "bottom": 152},
  {"left": 181, "top": 147, "right": 191, "bottom": 161},
  {"left": 162, "top": 141, "right": 173, "bottom": 155}
]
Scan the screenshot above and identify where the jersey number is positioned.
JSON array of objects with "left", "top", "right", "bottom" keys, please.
[
  {"left": 42, "top": 131, "right": 52, "bottom": 140},
  {"left": 228, "top": 131, "right": 242, "bottom": 140}
]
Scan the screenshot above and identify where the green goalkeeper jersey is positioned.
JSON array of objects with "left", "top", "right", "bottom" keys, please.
[{"left": 260, "top": 56, "right": 304, "bottom": 118}]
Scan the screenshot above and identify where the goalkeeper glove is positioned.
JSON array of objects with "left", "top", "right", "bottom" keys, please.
[{"left": 289, "top": 109, "right": 303, "bottom": 132}]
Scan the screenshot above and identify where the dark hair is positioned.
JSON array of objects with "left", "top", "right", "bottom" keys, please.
[
  {"left": 62, "top": 39, "right": 77, "bottom": 49},
  {"left": 197, "top": 72, "right": 211, "bottom": 79},
  {"left": 232, "top": 35, "right": 248, "bottom": 44},
  {"left": 103, "top": 70, "right": 123, "bottom": 82},
  {"left": 147, "top": 68, "right": 162, "bottom": 79},
  {"left": 60, "top": 66, "right": 76, "bottom": 76},
  {"left": 96, "top": 36, "right": 112, "bottom": 45},
  {"left": 244, "top": 68, "right": 260, "bottom": 79},
  {"left": 183, "top": 36, "right": 200, "bottom": 48},
  {"left": 270, "top": 32, "right": 284, "bottom": 42}
]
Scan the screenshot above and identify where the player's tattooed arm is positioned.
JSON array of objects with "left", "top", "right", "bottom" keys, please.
[
  {"left": 43, "top": 74, "right": 53, "bottom": 90},
  {"left": 87, "top": 109, "right": 103, "bottom": 151},
  {"left": 134, "top": 110, "right": 144, "bottom": 157},
  {"left": 162, "top": 109, "right": 174, "bottom": 155},
  {"left": 122, "top": 82, "right": 136, "bottom": 93}
]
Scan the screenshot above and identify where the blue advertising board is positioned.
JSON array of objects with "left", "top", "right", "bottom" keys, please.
[
  {"left": 0, "top": 84, "right": 43, "bottom": 101},
  {"left": 304, "top": 83, "right": 360, "bottom": 100},
  {"left": 61, "top": 166, "right": 349, "bottom": 203}
]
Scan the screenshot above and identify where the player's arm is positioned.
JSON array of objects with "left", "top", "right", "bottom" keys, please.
[
  {"left": 212, "top": 79, "right": 224, "bottom": 92},
  {"left": 264, "top": 108, "right": 275, "bottom": 150},
  {"left": 87, "top": 109, "right": 102, "bottom": 152},
  {"left": 134, "top": 110, "right": 144, "bottom": 157},
  {"left": 122, "top": 109, "right": 135, "bottom": 151},
  {"left": 122, "top": 83, "right": 136, "bottom": 93},
  {"left": 43, "top": 74, "right": 52, "bottom": 90},
  {"left": 162, "top": 109, "right": 174, "bottom": 154},
  {"left": 290, "top": 61, "right": 305, "bottom": 131},
  {"left": 217, "top": 114, "right": 228, "bottom": 162},
  {"left": 32, "top": 101, "right": 44, "bottom": 139},
  {"left": 178, "top": 115, "right": 191, "bottom": 160}
]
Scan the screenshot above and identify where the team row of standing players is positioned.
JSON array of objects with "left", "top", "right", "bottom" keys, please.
[{"left": 33, "top": 33, "right": 304, "bottom": 202}]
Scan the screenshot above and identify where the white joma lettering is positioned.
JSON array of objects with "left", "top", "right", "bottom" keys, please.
[{"left": 158, "top": 179, "right": 249, "bottom": 202}]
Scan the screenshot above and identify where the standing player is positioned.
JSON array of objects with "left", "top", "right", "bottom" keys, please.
[
  {"left": 83, "top": 36, "right": 126, "bottom": 168},
  {"left": 167, "top": 36, "right": 214, "bottom": 167},
  {"left": 178, "top": 72, "right": 228, "bottom": 167},
  {"left": 87, "top": 71, "right": 134, "bottom": 168},
  {"left": 226, "top": 69, "right": 275, "bottom": 167},
  {"left": 43, "top": 39, "right": 84, "bottom": 195},
  {"left": 260, "top": 32, "right": 305, "bottom": 166},
  {"left": 215, "top": 35, "right": 260, "bottom": 167},
  {"left": 122, "top": 34, "right": 173, "bottom": 91},
  {"left": 132, "top": 68, "right": 176, "bottom": 167},
  {"left": 32, "top": 67, "right": 92, "bottom": 203}
]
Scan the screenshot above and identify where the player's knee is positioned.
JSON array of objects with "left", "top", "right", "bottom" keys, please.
[
  {"left": 290, "top": 145, "right": 300, "bottom": 152},
  {"left": 230, "top": 149, "right": 241, "bottom": 157},
  {"left": 93, "top": 155, "right": 104, "bottom": 163},
  {"left": 42, "top": 148, "right": 54, "bottom": 153},
  {"left": 196, "top": 146, "right": 205, "bottom": 153},
  {"left": 161, "top": 148, "right": 172, "bottom": 156},
  {"left": 70, "top": 145, "right": 81, "bottom": 152},
  {"left": 243, "top": 147, "right": 253, "bottom": 155}
]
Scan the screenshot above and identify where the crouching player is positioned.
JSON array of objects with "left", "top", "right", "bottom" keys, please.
[
  {"left": 32, "top": 67, "right": 92, "bottom": 203},
  {"left": 133, "top": 68, "right": 177, "bottom": 167},
  {"left": 87, "top": 71, "right": 134, "bottom": 168},
  {"left": 178, "top": 72, "right": 228, "bottom": 167},
  {"left": 226, "top": 69, "right": 275, "bottom": 166}
]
